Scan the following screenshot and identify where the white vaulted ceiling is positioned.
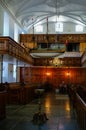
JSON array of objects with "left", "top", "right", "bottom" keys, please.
[{"left": 1, "top": 0, "right": 86, "bottom": 31}]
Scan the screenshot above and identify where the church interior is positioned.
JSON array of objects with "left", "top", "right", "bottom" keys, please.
[{"left": 0, "top": 0, "right": 86, "bottom": 130}]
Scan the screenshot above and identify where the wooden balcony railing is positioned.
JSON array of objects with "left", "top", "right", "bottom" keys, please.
[
  {"left": 0, "top": 37, "right": 33, "bottom": 64},
  {"left": 20, "top": 34, "right": 86, "bottom": 43}
]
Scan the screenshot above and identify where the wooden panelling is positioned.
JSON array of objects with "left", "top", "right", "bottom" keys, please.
[
  {"left": 80, "top": 43, "right": 86, "bottom": 53},
  {"left": 20, "top": 67, "right": 86, "bottom": 89},
  {"left": 34, "top": 57, "right": 81, "bottom": 67},
  {"left": 20, "top": 34, "right": 86, "bottom": 44}
]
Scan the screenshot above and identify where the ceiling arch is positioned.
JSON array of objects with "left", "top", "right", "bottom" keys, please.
[{"left": 1, "top": 0, "right": 86, "bottom": 31}]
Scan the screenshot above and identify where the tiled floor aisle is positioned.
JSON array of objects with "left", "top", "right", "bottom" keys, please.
[{"left": 0, "top": 92, "right": 79, "bottom": 130}]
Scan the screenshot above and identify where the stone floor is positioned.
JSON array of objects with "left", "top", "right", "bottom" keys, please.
[{"left": 0, "top": 92, "right": 80, "bottom": 130}]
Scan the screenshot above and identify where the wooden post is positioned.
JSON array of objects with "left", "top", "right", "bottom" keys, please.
[
  {"left": 0, "top": 55, "right": 3, "bottom": 83},
  {"left": 16, "top": 59, "right": 18, "bottom": 83}
]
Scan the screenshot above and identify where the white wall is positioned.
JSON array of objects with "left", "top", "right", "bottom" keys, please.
[
  {"left": 9, "top": 17, "right": 14, "bottom": 39},
  {"left": 0, "top": 4, "right": 26, "bottom": 42},
  {"left": 0, "top": 5, "right": 4, "bottom": 36},
  {"left": 3, "top": 62, "right": 8, "bottom": 83},
  {"left": 3, "top": 12, "right": 9, "bottom": 36},
  {"left": 2, "top": 62, "right": 20, "bottom": 83},
  {"left": 28, "top": 22, "right": 86, "bottom": 34},
  {"left": 0, "top": 5, "right": 29, "bottom": 83}
]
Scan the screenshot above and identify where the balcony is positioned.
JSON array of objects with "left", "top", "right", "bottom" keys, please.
[{"left": 0, "top": 37, "right": 33, "bottom": 64}]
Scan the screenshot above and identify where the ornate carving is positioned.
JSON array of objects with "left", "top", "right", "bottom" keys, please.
[{"left": 20, "top": 34, "right": 86, "bottom": 44}]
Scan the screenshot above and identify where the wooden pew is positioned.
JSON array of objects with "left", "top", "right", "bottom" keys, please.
[
  {"left": 68, "top": 84, "right": 86, "bottom": 130},
  {"left": 0, "top": 91, "right": 6, "bottom": 120},
  {"left": 75, "top": 94, "right": 86, "bottom": 130},
  {"left": 6, "top": 83, "right": 38, "bottom": 104}
]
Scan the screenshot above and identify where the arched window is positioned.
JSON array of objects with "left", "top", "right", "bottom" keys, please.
[
  {"left": 35, "top": 25, "right": 43, "bottom": 33},
  {"left": 75, "top": 25, "right": 83, "bottom": 32},
  {"left": 55, "top": 23, "right": 63, "bottom": 32}
]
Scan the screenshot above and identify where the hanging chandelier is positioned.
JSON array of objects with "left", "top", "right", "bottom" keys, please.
[
  {"left": 30, "top": 16, "right": 65, "bottom": 58},
  {"left": 28, "top": 18, "right": 37, "bottom": 50}
]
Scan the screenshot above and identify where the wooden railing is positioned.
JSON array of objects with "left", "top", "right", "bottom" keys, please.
[
  {"left": 20, "top": 34, "right": 86, "bottom": 43},
  {"left": 75, "top": 94, "right": 86, "bottom": 130},
  {"left": 5, "top": 83, "right": 38, "bottom": 104},
  {"left": 68, "top": 86, "right": 86, "bottom": 130},
  {"left": 0, "top": 37, "right": 33, "bottom": 64}
]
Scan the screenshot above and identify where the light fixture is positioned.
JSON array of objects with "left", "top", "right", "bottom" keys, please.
[
  {"left": 46, "top": 72, "right": 51, "bottom": 76},
  {"left": 30, "top": 16, "right": 65, "bottom": 58},
  {"left": 32, "top": 88, "right": 48, "bottom": 125},
  {"left": 28, "top": 18, "right": 37, "bottom": 50},
  {"left": 49, "top": 57, "right": 62, "bottom": 66},
  {"left": 66, "top": 72, "right": 70, "bottom": 76},
  {"left": 30, "top": 1, "right": 66, "bottom": 58}
]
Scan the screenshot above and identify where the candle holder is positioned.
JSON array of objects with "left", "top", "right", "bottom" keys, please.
[{"left": 32, "top": 89, "right": 48, "bottom": 125}]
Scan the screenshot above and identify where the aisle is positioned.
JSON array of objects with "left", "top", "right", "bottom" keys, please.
[{"left": 0, "top": 93, "right": 79, "bottom": 130}]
